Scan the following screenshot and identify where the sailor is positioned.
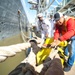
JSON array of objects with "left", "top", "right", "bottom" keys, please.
[
  {"left": 51, "top": 12, "right": 75, "bottom": 71},
  {"left": 49, "top": 14, "right": 55, "bottom": 37},
  {"left": 36, "top": 13, "right": 51, "bottom": 39}
]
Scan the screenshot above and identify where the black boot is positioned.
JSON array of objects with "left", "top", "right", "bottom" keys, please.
[{"left": 63, "top": 62, "right": 72, "bottom": 72}]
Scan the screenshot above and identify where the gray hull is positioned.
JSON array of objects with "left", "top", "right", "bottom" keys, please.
[
  {"left": 0, "top": 0, "right": 29, "bottom": 75},
  {"left": 0, "top": 0, "right": 29, "bottom": 41}
]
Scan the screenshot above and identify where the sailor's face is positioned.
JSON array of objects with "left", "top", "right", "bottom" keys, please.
[
  {"left": 38, "top": 17, "right": 43, "bottom": 21},
  {"left": 56, "top": 17, "right": 64, "bottom": 26}
]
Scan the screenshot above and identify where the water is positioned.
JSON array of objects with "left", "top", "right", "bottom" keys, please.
[{"left": 0, "top": 34, "right": 26, "bottom": 75}]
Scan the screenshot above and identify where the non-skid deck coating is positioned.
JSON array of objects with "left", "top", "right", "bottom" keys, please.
[{"left": 65, "top": 64, "right": 75, "bottom": 75}]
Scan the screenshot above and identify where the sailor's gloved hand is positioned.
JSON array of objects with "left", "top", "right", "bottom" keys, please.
[{"left": 51, "top": 40, "right": 61, "bottom": 47}]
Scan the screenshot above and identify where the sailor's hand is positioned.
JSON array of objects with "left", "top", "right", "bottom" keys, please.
[
  {"left": 45, "top": 33, "right": 48, "bottom": 38},
  {"left": 42, "top": 44, "right": 48, "bottom": 48},
  {"left": 51, "top": 40, "right": 60, "bottom": 47}
]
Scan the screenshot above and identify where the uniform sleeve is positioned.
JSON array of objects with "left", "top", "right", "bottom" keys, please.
[
  {"left": 47, "top": 21, "right": 52, "bottom": 37},
  {"left": 60, "top": 18, "right": 75, "bottom": 41},
  {"left": 36, "top": 20, "right": 40, "bottom": 31},
  {"left": 44, "top": 19, "right": 52, "bottom": 36}
]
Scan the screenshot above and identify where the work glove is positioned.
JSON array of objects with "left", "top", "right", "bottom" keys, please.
[{"left": 51, "top": 40, "right": 61, "bottom": 47}]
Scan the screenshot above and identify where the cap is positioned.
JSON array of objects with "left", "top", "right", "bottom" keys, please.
[
  {"left": 54, "top": 12, "right": 63, "bottom": 21},
  {"left": 32, "top": 23, "right": 36, "bottom": 26},
  {"left": 37, "top": 13, "right": 43, "bottom": 17}
]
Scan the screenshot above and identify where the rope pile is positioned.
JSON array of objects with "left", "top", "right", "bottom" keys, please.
[
  {"left": 0, "top": 37, "right": 44, "bottom": 62},
  {"left": 0, "top": 42, "right": 31, "bottom": 62}
]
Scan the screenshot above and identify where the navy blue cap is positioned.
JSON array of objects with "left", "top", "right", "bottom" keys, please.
[{"left": 54, "top": 12, "right": 63, "bottom": 21}]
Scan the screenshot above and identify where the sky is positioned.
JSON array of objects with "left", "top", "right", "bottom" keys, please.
[{"left": 21, "top": 0, "right": 63, "bottom": 23}]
